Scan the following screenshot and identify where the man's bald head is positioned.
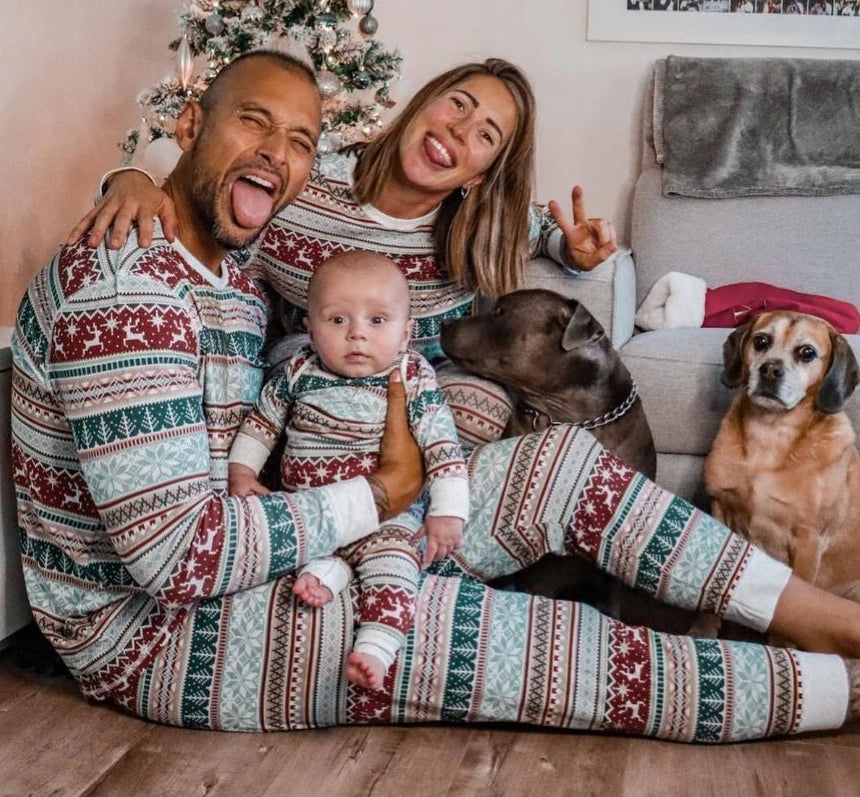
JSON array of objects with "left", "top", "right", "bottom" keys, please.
[{"left": 198, "top": 50, "right": 319, "bottom": 114}]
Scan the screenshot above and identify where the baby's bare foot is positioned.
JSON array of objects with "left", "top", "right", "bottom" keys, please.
[
  {"left": 292, "top": 573, "right": 333, "bottom": 607},
  {"left": 346, "top": 651, "right": 386, "bottom": 691}
]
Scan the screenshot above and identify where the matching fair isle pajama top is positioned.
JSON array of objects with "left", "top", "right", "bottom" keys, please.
[
  {"left": 10, "top": 153, "right": 851, "bottom": 738},
  {"left": 228, "top": 346, "right": 469, "bottom": 669}
]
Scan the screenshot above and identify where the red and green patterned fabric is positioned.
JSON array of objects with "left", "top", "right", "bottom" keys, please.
[{"left": 11, "top": 230, "right": 849, "bottom": 741}]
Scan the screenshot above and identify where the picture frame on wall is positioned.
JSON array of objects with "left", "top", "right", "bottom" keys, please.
[{"left": 587, "top": 1, "right": 860, "bottom": 49}]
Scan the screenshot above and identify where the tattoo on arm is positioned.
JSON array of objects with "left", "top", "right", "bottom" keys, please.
[{"left": 366, "top": 475, "right": 390, "bottom": 521}]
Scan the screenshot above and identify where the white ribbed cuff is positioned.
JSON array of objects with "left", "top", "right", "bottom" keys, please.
[
  {"left": 227, "top": 431, "right": 272, "bottom": 473},
  {"left": 354, "top": 627, "right": 400, "bottom": 670},
  {"left": 298, "top": 557, "right": 352, "bottom": 595},
  {"left": 428, "top": 477, "right": 469, "bottom": 521},
  {"left": 724, "top": 547, "right": 793, "bottom": 632},
  {"left": 324, "top": 478, "right": 379, "bottom": 548},
  {"left": 793, "top": 652, "right": 850, "bottom": 734}
]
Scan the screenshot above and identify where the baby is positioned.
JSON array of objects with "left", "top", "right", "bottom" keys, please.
[{"left": 228, "top": 251, "right": 469, "bottom": 690}]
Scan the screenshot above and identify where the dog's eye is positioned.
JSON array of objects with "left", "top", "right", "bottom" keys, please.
[
  {"left": 752, "top": 333, "right": 771, "bottom": 352},
  {"left": 492, "top": 305, "right": 504, "bottom": 317},
  {"left": 796, "top": 345, "right": 817, "bottom": 363}
]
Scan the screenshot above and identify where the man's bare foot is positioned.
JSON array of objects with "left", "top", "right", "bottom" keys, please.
[
  {"left": 292, "top": 573, "right": 333, "bottom": 607},
  {"left": 346, "top": 651, "right": 386, "bottom": 690}
]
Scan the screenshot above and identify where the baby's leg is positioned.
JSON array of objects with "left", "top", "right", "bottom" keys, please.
[
  {"left": 340, "top": 524, "right": 422, "bottom": 690},
  {"left": 293, "top": 556, "right": 352, "bottom": 607}
]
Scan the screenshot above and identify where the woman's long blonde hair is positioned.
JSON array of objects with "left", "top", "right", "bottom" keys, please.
[{"left": 352, "top": 59, "right": 536, "bottom": 298}]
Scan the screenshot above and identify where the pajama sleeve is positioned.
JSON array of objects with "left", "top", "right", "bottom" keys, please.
[
  {"left": 527, "top": 203, "right": 582, "bottom": 276},
  {"left": 405, "top": 353, "right": 469, "bottom": 520},
  {"left": 15, "top": 244, "right": 378, "bottom": 610},
  {"left": 228, "top": 368, "right": 293, "bottom": 474}
]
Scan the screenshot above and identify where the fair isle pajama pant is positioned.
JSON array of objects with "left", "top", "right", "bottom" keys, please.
[
  {"left": 339, "top": 525, "right": 423, "bottom": 667},
  {"left": 111, "top": 423, "right": 848, "bottom": 740}
]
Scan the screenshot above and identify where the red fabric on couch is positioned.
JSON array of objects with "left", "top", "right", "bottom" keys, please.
[{"left": 703, "top": 282, "right": 860, "bottom": 334}]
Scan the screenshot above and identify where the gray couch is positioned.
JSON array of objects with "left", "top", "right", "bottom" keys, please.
[{"left": 527, "top": 58, "right": 860, "bottom": 506}]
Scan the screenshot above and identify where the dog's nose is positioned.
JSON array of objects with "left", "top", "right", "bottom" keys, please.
[{"left": 759, "top": 360, "right": 784, "bottom": 381}]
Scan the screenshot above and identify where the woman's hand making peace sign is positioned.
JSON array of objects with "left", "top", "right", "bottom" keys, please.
[{"left": 548, "top": 185, "right": 618, "bottom": 272}]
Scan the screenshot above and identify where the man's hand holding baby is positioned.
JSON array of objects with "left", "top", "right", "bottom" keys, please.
[
  {"left": 228, "top": 463, "right": 271, "bottom": 497},
  {"left": 417, "top": 515, "right": 464, "bottom": 567}
]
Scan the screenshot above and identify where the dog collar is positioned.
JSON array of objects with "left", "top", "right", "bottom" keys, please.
[{"left": 520, "top": 380, "right": 640, "bottom": 432}]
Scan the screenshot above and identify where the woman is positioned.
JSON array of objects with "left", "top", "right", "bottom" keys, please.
[{"left": 68, "top": 57, "right": 860, "bottom": 740}]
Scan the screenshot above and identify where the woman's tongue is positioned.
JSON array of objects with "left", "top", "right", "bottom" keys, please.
[
  {"left": 230, "top": 177, "right": 275, "bottom": 228},
  {"left": 424, "top": 136, "right": 453, "bottom": 168}
]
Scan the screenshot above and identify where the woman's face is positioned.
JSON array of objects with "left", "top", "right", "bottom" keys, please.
[{"left": 395, "top": 74, "right": 518, "bottom": 204}]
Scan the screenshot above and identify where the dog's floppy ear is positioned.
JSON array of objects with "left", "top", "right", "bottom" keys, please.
[
  {"left": 721, "top": 320, "right": 753, "bottom": 388},
  {"left": 561, "top": 300, "right": 605, "bottom": 352},
  {"left": 816, "top": 332, "right": 859, "bottom": 414}
]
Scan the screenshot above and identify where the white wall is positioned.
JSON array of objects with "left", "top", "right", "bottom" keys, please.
[{"left": 2, "top": 0, "right": 857, "bottom": 324}]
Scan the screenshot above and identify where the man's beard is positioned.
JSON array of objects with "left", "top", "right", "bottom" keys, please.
[{"left": 189, "top": 163, "right": 267, "bottom": 252}]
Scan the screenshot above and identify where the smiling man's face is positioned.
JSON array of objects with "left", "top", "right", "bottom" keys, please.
[{"left": 185, "top": 57, "right": 322, "bottom": 250}]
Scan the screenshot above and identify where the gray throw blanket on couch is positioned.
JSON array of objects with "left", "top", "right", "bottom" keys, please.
[{"left": 655, "top": 56, "right": 860, "bottom": 199}]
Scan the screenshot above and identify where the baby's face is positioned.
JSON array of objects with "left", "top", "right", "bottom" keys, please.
[{"left": 306, "top": 263, "right": 412, "bottom": 378}]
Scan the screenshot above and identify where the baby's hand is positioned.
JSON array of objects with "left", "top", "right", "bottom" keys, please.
[
  {"left": 418, "top": 516, "right": 464, "bottom": 568},
  {"left": 228, "top": 463, "right": 270, "bottom": 497}
]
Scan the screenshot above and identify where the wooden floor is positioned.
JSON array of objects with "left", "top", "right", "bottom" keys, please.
[{"left": 2, "top": 646, "right": 860, "bottom": 797}]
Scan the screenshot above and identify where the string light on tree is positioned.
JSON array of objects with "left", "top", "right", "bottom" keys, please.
[{"left": 120, "top": 0, "right": 403, "bottom": 165}]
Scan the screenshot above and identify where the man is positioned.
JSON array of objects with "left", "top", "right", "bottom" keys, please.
[{"left": 10, "top": 51, "right": 422, "bottom": 704}]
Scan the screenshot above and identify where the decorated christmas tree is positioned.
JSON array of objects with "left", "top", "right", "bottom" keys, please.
[{"left": 121, "top": 0, "right": 402, "bottom": 170}]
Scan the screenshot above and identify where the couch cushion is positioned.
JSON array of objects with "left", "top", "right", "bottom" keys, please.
[
  {"left": 621, "top": 328, "right": 731, "bottom": 456},
  {"left": 621, "top": 328, "right": 860, "bottom": 457},
  {"left": 631, "top": 166, "right": 860, "bottom": 309}
]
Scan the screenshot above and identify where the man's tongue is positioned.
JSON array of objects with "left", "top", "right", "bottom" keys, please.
[{"left": 231, "top": 178, "right": 275, "bottom": 228}]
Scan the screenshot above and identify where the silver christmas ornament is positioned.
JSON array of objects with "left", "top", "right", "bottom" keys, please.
[
  {"left": 316, "top": 70, "right": 342, "bottom": 98},
  {"left": 347, "top": 0, "right": 374, "bottom": 15},
  {"left": 205, "top": 12, "right": 225, "bottom": 35},
  {"left": 177, "top": 35, "right": 194, "bottom": 91},
  {"left": 358, "top": 13, "right": 378, "bottom": 36},
  {"left": 317, "top": 131, "right": 340, "bottom": 155}
]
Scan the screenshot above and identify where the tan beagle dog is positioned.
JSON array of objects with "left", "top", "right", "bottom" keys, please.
[{"left": 704, "top": 311, "right": 860, "bottom": 602}]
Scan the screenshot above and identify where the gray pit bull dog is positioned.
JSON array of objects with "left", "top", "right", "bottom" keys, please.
[
  {"left": 440, "top": 289, "right": 656, "bottom": 478},
  {"left": 440, "top": 290, "right": 697, "bottom": 631}
]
